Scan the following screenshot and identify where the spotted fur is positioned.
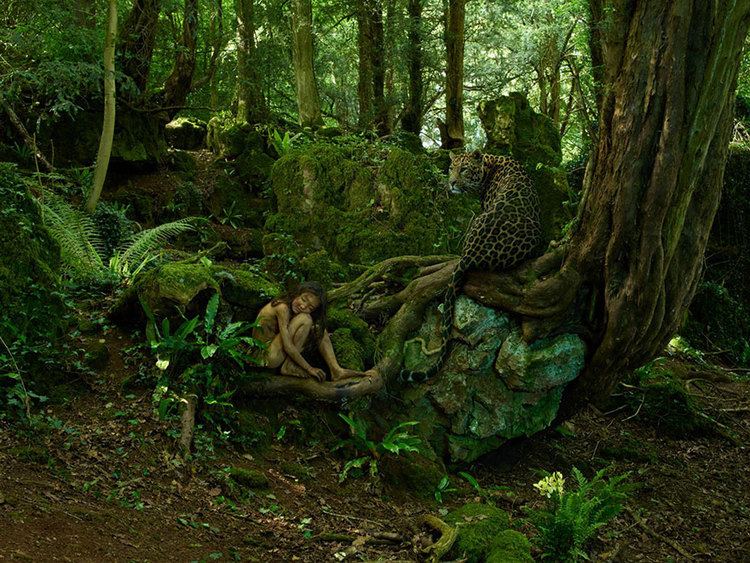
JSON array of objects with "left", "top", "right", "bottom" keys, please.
[{"left": 402, "top": 151, "right": 542, "bottom": 383}]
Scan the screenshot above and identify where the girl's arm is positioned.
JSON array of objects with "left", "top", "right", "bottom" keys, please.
[{"left": 274, "top": 304, "right": 320, "bottom": 377}]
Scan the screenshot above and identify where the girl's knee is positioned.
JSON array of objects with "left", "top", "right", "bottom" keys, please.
[{"left": 290, "top": 313, "right": 313, "bottom": 329}]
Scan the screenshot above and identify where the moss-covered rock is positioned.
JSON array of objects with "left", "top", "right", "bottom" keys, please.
[
  {"left": 478, "top": 93, "right": 572, "bottom": 244},
  {"left": 111, "top": 259, "right": 279, "bottom": 326},
  {"left": 268, "top": 142, "right": 478, "bottom": 265},
  {"left": 380, "top": 452, "right": 445, "bottom": 499},
  {"left": 207, "top": 116, "right": 266, "bottom": 159},
  {"left": 0, "top": 164, "right": 66, "bottom": 360},
  {"left": 398, "top": 296, "right": 585, "bottom": 463},
  {"left": 487, "top": 530, "right": 534, "bottom": 563},
  {"left": 445, "top": 503, "right": 511, "bottom": 563},
  {"left": 327, "top": 308, "right": 376, "bottom": 368},
  {"left": 165, "top": 117, "right": 207, "bottom": 150}
]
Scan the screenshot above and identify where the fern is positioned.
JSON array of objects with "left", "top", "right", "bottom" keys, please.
[
  {"left": 113, "top": 217, "right": 196, "bottom": 276},
  {"left": 41, "top": 194, "right": 107, "bottom": 279}
]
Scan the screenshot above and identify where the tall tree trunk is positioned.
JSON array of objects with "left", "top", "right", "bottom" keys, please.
[
  {"left": 162, "top": 0, "right": 199, "bottom": 113},
  {"left": 370, "top": 0, "right": 388, "bottom": 136},
  {"left": 236, "top": 0, "right": 267, "bottom": 123},
  {"left": 291, "top": 0, "right": 323, "bottom": 128},
  {"left": 566, "top": 0, "right": 750, "bottom": 401},
  {"left": 356, "top": 0, "right": 374, "bottom": 129},
  {"left": 86, "top": 0, "right": 117, "bottom": 214},
  {"left": 119, "top": 0, "right": 161, "bottom": 95},
  {"left": 401, "top": 0, "right": 423, "bottom": 135},
  {"left": 443, "top": 0, "right": 465, "bottom": 149}
]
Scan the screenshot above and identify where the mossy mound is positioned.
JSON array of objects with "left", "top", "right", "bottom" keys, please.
[
  {"left": 380, "top": 452, "right": 445, "bottom": 499},
  {"left": 268, "top": 142, "right": 477, "bottom": 265},
  {"left": 228, "top": 467, "right": 269, "bottom": 489},
  {"left": 478, "top": 92, "right": 572, "bottom": 244},
  {"left": 165, "top": 117, "right": 207, "bottom": 150},
  {"left": 111, "top": 259, "right": 279, "bottom": 326},
  {"left": 486, "top": 530, "right": 534, "bottom": 563},
  {"left": 0, "top": 164, "right": 66, "bottom": 367},
  {"left": 445, "top": 503, "right": 511, "bottom": 563},
  {"left": 327, "top": 308, "right": 376, "bottom": 369},
  {"left": 632, "top": 359, "right": 712, "bottom": 437}
]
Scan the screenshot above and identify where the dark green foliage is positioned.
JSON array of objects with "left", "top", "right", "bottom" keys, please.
[
  {"left": 91, "top": 201, "right": 135, "bottom": 259},
  {"left": 0, "top": 164, "right": 67, "bottom": 373},
  {"left": 529, "top": 468, "right": 630, "bottom": 562},
  {"left": 684, "top": 282, "right": 750, "bottom": 366}
]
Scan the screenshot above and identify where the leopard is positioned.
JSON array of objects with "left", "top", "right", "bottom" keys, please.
[{"left": 401, "top": 150, "right": 542, "bottom": 383}]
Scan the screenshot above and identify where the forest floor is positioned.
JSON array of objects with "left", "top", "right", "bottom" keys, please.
[{"left": 1, "top": 319, "right": 749, "bottom": 562}]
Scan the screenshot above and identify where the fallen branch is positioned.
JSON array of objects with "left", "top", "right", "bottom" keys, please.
[
  {"left": 0, "top": 94, "right": 54, "bottom": 171},
  {"left": 625, "top": 507, "right": 695, "bottom": 561}
]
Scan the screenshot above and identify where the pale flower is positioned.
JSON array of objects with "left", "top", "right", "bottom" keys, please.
[
  {"left": 155, "top": 358, "right": 170, "bottom": 371},
  {"left": 533, "top": 471, "right": 565, "bottom": 498}
]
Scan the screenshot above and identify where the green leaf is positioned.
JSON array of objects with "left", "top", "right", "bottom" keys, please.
[
  {"left": 201, "top": 344, "right": 219, "bottom": 359},
  {"left": 204, "top": 292, "right": 220, "bottom": 334}
]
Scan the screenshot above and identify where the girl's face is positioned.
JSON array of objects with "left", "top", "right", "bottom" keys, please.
[{"left": 291, "top": 291, "right": 321, "bottom": 315}]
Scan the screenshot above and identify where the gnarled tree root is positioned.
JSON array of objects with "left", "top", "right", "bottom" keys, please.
[
  {"left": 420, "top": 515, "right": 458, "bottom": 562},
  {"left": 240, "top": 370, "right": 384, "bottom": 401}
]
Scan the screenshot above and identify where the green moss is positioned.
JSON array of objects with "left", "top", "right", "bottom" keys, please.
[
  {"left": 268, "top": 142, "right": 478, "bottom": 265},
  {"left": 298, "top": 249, "right": 350, "bottom": 290},
  {"left": 446, "top": 503, "right": 512, "bottom": 563},
  {"left": 10, "top": 445, "right": 51, "bottom": 465},
  {"left": 330, "top": 328, "right": 366, "bottom": 371},
  {"left": 207, "top": 116, "right": 266, "bottom": 158},
  {"left": 165, "top": 117, "right": 207, "bottom": 150},
  {"left": 486, "top": 530, "right": 534, "bottom": 563},
  {"left": 228, "top": 467, "right": 269, "bottom": 489},
  {"left": 279, "top": 461, "right": 316, "bottom": 482},
  {"left": 380, "top": 452, "right": 445, "bottom": 499},
  {"left": 327, "top": 308, "right": 376, "bottom": 367}
]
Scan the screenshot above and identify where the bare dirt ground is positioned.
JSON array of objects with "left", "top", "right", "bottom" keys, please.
[{"left": 1, "top": 326, "right": 749, "bottom": 562}]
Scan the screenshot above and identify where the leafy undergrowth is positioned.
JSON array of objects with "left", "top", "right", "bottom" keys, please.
[{"left": 1, "top": 325, "right": 749, "bottom": 561}]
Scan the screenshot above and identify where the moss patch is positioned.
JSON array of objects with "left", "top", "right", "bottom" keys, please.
[
  {"left": 228, "top": 467, "right": 269, "bottom": 489},
  {"left": 486, "top": 530, "right": 534, "bottom": 563},
  {"left": 445, "top": 503, "right": 511, "bottom": 563}
]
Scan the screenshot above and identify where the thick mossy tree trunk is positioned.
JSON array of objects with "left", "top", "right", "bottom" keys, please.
[
  {"left": 291, "top": 0, "right": 323, "bottom": 128},
  {"left": 86, "top": 0, "right": 117, "bottom": 214},
  {"left": 441, "top": 0, "right": 464, "bottom": 149},
  {"left": 401, "top": 0, "right": 423, "bottom": 135},
  {"left": 356, "top": 0, "right": 389, "bottom": 135},
  {"left": 162, "top": 0, "right": 199, "bottom": 114},
  {"left": 236, "top": 0, "right": 267, "bottom": 123},
  {"left": 565, "top": 0, "right": 750, "bottom": 401},
  {"left": 119, "top": 0, "right": 161, "bottom": 95}
]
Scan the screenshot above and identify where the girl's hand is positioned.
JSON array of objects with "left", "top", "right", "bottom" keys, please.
[{"left": 308, "top": 367, "right": 326, "bottom": 382}]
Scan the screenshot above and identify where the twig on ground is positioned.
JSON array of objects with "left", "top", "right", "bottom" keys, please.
[{"left": 625, "top": 507, "right": 695, "bottom": 561}]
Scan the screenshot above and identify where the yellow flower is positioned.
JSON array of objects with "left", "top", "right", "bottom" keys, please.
[
  {"left": 155, "top": 358, "right": 170, "bottom": 371},
  {"left": 533, "top": 471, "right": 565, "bottom": 498}
]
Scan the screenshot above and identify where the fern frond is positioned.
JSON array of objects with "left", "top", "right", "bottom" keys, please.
[
  {"left": 115, "top": 217, "right": 197, "bottom": 276},
  {"left": 41, "top": 194, "right": 106, "bottom": 279}
]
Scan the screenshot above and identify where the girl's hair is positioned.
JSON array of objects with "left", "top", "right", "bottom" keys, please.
[{"left": 272, "top": 281, "right": 327, "bottom": 345}]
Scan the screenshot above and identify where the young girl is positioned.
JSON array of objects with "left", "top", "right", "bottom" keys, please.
[{"left": 253, "top": 282, "right": 366, "bottom": 382}]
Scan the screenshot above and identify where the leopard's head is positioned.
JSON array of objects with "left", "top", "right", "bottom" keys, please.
[{"left": 448, "top": 150, "right": 485, "bottom": 196}]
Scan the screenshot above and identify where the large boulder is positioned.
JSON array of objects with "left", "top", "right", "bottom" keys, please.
[
  {"left": 478, "top": 92, "right": 572, "bottom": 245},
  {"left": 267, "top": 142, "right": 478, "bottom": 265},
  {"left": 0, "top": 164, "right": 66, "bottom": 370},
  {"left": 111, "top": 259, "right": 280, "bottom": 327},
  {"left": 400, "top": 296, "right": 585, "bottom": 463},
  {"left": 165, "top": 117, "right": 207, "bottom": 150}
]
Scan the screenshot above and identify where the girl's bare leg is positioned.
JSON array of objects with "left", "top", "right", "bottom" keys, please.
[
  {"left": 319, "top": 331, "right": 367, "bottom": 381},
  {"left": 279, "top": 314, "right": 315, "bottom": 377}
]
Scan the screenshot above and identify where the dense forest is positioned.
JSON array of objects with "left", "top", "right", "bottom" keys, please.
[{"left": 2, "top": 0, "right": 750, "bottom": 560}]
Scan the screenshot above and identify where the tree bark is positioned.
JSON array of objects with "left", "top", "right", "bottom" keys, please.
[
  {"left": 0, "top": 95, "right": 54, "bottom": 172},
  {"left": 356, "top": 0, "right": 374, "bottom": 129},
  {"left": 565, "top": 0, "right": 750, "bottom": 402},
  {"left": 236, "top": 0, "right": 267, "bottom": 123},
  {"left": 86, "top": 0, "right": 117, "bottom": 213},
  {"left": 443, "top": 0, "right": 465, "bottom": 149},
  {"left": 119, "top": 0, "right": 161, "bottom": 95},
  {"left": 291, "top": 0, "right": 323, "bottom": 128},
  {"left": 162, "top": 0, "right": 199, "bottom": 114},
  {"left": 401, "top": 0, "right": 423, "bottom": 135}
]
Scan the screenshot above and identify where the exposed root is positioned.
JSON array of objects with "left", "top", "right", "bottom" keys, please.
[
  {"left": 179, "top": 393, "right": 198, "bottom": 455},
  {"left": 420, "top": 515, "right": 458, "bottom": 562},
  {"left": 240, "top": 370, "right": 383, "bottom": 401}
]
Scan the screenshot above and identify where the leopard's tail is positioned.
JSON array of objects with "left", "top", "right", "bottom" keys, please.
[{"left": 399, "top": 259, "right": 469, "bottom": 384}]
